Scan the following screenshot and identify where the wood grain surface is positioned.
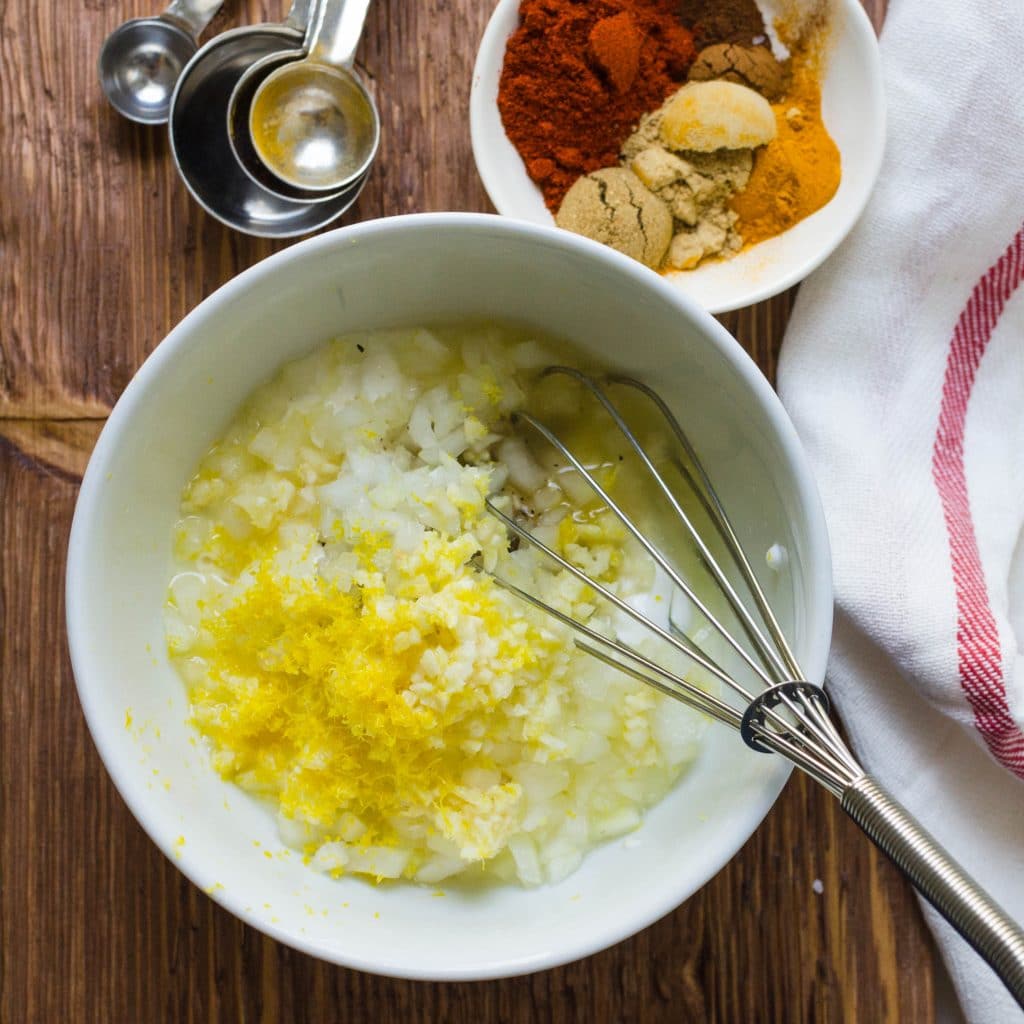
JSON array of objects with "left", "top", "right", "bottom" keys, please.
[{"left": 1, "top": 1, "right": 944, "bottom": 1021}]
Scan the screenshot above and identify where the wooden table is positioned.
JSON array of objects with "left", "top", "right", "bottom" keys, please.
[{"left": 1, "top": 1, "right": 943, "bottom": 1019}]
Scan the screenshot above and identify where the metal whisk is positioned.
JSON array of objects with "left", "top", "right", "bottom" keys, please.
[{"left": 483, "top": 366, "right": 1024, "bottom": 1007}]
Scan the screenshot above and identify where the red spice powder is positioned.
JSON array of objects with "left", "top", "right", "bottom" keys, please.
[
  {"left": 590, "top": 12, "right": 644, "bottom": 93},
  {"left": 497, "top": 0, "right": 696, "bottom": 211}
]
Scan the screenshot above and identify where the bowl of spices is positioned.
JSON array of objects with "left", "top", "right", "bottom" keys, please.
[
  {"left": 470, "top": 0, "right": 885, "bottom": 312},
  {"left": 67, "top": 213, "right": 833, "bottom": 979}
]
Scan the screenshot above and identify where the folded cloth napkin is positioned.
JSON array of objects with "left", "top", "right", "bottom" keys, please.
[{"left": 777, "top": 0, "right": 1024, "bottom": 1018}]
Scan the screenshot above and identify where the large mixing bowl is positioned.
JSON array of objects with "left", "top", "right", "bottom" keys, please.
[{"left": 66, "top": 213, "right": 832, "bottom": 979}]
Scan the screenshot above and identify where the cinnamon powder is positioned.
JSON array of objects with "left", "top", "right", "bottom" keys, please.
[{"left": 676, "top": 0, "right": 768, "bottom": 47}]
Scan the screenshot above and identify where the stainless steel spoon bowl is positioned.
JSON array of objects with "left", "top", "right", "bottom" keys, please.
[
  {"left": 98, "top": 0, "right": 223, "bottom": 125},
  {"left": 169, "top": 1, "right": 367, "bottom": 237},
  {"left": 232, "top": 0, "right": 378, "bottom": 194},
  {"left": 225, "top": 48, "right": 346, "bottom": 203}
]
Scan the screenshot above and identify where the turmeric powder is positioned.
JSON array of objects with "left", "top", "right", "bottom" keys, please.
[{"left": 729, "top": 57, "right": 841, "bottom": 245}]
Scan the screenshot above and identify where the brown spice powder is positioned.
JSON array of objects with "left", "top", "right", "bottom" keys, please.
[{"left": 676, "top": 0, "right": 767, "bottom": 47}]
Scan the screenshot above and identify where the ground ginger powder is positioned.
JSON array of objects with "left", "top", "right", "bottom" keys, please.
[{"left": 728, "top": 58, "right": 840, "bottom": 246}]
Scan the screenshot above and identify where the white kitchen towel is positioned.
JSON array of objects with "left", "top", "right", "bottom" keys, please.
[{"left": 777, "top": 0, "right": 1024, "bottom": 1018}]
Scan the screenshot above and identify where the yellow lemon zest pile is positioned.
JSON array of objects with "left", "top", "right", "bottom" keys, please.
[{"left": 179, "top": 495, "right": 579, "bottom": 877}]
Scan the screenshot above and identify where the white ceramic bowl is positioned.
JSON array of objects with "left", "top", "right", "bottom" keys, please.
[
  {"left": 67, "top": 213, "right": 832, "bottom": 979},
  {"left": 470, "top": 0, "right": 885, "bottom": 313}
]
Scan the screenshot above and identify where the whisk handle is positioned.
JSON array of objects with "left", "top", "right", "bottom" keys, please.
[{"left": 842, "top": 774, "right": 1024, "bottom": 1008}]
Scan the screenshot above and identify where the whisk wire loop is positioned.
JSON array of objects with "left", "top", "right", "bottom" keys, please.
[
  {"left": 480, "top": 555, "right": 852, "bottom": 788},
  {"left": 605, "top": 373, "right": 804, "bottom": 682},
  {"left": 537, "top": 370, "right": 838, "bottom": 757},
  {"left": 515, "top": 406, "right": 777, "bottom": 692},
  {"left": 484, "top": 500, "right": 745, "bottom": 697},
  {"left": 513, "top": 372, "right": 846, "bottom": 776},
  {"left": 544, "top": 366, "right": 793, "bottom": 685}
]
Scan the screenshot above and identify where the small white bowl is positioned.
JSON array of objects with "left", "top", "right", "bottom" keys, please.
[
  {"left": 67, "top": 213, "right": 832, "bottom": 979},
  {"left": 470, "top": 0, "right": 885, "bottom": 313}
]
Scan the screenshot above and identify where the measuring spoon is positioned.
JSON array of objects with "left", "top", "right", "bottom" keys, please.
[
  {"left": 98, "top": 0, "right": 223, "bottom": 124},
  {"left": 241, "top": 0, "right": 378, "bottom": 193},
  {"left": 168, "top": 0, "right": 368, "bottom": 237}
]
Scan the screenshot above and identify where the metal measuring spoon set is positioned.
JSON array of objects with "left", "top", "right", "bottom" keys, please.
[{"left": 99, "top": 0, "right": 378, "bottom": 237}]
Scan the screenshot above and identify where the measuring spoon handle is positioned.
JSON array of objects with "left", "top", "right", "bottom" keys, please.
[
  {"left": 305, "top": 0, "right": 372, "bottom": 69},
  {"left": 284, "top": 0, "right": 314, "bottom": 32},
  {"left": 164, "top": 0, "right": 222, "bottom": 37}
]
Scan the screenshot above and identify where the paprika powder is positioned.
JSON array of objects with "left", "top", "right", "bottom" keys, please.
[{"left": 497, "top": 0, "right": 696, "bottom": 211}]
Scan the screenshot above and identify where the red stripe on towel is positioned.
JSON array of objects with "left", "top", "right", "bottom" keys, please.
[{"left": 931, "top": 224, "right": 1024, "bottom": 776}]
